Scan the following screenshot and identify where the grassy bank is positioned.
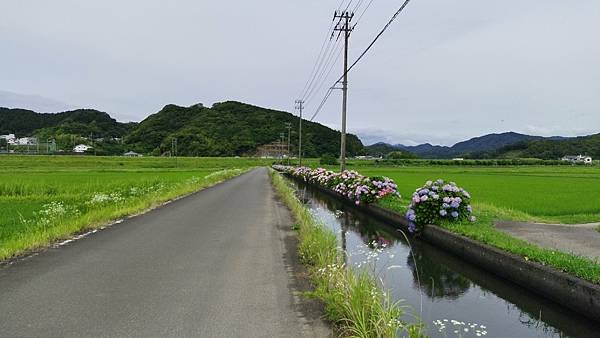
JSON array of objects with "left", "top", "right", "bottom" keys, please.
[
  {"left": 270, "top": 170, "right": 424, "bottom": 338},
  {"left": 0, "top": 156, "right": 253, "bottom": 261}
]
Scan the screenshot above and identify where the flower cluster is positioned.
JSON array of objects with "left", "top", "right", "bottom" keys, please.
[
  {"left": 87, "top": 192, "right": 125, "bottom": 205},
  {"left": 276, "top": 165, "right": 400, "bottom": 205},
  {"left": 406, "top": 179, "right": 475, "bottom": 232},
  {"left": 29, "top": 201, "right": 80, "bottom": 227}
]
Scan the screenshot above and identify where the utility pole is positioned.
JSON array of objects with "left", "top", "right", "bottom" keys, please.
[
  {"left": 285, "top": 122, "right": 292, "bottom": 165},
  {"left": 295, "top": 99, "right": 304, "bottom": 166},
  {"left": 280, "top": 132, "right": 285, "bottom": 162},
  {"left": 171, "top": 138, "right": 178, "bottom": 167},
  {"left": 333, "top": 10, "right": 354, "bottom": 172}
]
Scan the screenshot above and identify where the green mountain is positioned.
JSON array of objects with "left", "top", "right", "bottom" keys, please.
[
  {"left": 493, "top": 133, "right": 600, "bottom": 159},
  {"left": 126, "top": 101, "right": 364, "bottom": 157},
  {"left": 366, "top": 132, "right": 570, "bottom": 159},
  {"left": 0, "top": 107, "right": 136, "bottom": 138}
]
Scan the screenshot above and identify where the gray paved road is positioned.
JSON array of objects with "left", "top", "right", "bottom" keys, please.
[
  {"left": 496, "top": 220, "right": 600, "bottom": 260},
  {"left": 0, "top": 168, "right": 328, "bottom": 337}
]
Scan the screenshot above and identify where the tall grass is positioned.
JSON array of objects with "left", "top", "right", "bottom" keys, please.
[{"left": 270, "top": 170, "right": 424, "bottom": 338}]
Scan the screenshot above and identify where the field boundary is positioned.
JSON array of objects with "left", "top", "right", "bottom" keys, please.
[
  {"left": 0, "top": 169, "right": 251, "bottom": 267},
  {"left": 281, "top": 171, "right": 600, "bottom": 322}
]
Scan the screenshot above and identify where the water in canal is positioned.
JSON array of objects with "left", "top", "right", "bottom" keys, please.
[{"left": 291, "top": 180, "right": 600, "bottom": 338}]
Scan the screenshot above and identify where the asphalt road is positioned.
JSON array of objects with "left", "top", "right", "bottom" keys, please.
[
  {"left": 0, "top": 168, "right": 328, "bottom": 337},
  {"left": 496, "top": 220, "right": 600, "bottom": 260}
]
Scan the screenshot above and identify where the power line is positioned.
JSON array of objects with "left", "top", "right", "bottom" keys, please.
[
  {"left": 303, "top": 42, "right": 344, "bottom": 103},
  {"left": 354, "top": 0, "right": 375, "bottom": 27},
  {"left": 298, "top": 0, "right": 348, "bottom": 100},
  {"left": 344, "top": 0, "right": 413, "bottom": 78},
  {"left": 309, "top": 0, "right": 413, "bottom": 122}
]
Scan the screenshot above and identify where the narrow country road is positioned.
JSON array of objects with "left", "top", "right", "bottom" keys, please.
[{"left": 0, "top": 168, "right": 328, "bottom": 337}]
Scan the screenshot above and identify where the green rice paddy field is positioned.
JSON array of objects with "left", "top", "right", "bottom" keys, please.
[
  {"left": 355, "top": 166, "right": 600, "bottom": 224},
  {"left": 2, "top": 156, "right": 599, "bottom": 262}
]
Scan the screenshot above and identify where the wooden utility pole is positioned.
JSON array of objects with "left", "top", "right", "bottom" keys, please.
[
  {"left": 333, "top": 10, "right": 353, "bottom": 172},
  {"left": 295, "top": 99, "right": 304, "bottom": 166}
]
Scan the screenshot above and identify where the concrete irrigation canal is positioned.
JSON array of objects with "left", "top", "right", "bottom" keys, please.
[
  {"left": 291, "top": 179, "right": 600, "bottom": 338},
  {"left": 0, "top": 169, "right": 328, "bottom": 337}
]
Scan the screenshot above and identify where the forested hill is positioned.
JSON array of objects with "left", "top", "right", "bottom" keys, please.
[
  {"left": 365, "top": 132, "right": 565, "bottom": 159},
  {"left": 125, "top": 101, "right": 363, "bottom": 157},
  {"left": 492, "top": 133, "right": 600, "bottom": 159},
  {"left": 0, "top": 107, "right": 135, "bottom": 138}
]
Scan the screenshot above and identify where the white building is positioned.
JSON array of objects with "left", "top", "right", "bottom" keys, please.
[
  {"left": 0, "top": 134, "right": 16, "bottom": 144},
  {"left": 16, "top": 137, "right": 37, "bottom": 145},
  {"left": 124, "top": 151, "right": 142, "bottom": 157},
  {"left": 73, "top": 144, "right": 93, "bottom": 153},
  {"left": 562, "top": 155, "right": 592, "bottom": 165}
]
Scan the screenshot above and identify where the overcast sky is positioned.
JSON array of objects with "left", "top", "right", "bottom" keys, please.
[{"left": 1, "top": 0, "right": 598, "bottom": 146}]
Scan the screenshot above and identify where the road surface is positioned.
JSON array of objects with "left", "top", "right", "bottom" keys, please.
[
  {"left": 0, "top": 168, "right": 328, "bottom": 337},
  {"left": 496, "top": 220, "right": 600, "bottom": 260}
]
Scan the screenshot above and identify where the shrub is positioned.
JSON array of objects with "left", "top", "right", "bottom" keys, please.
[
  {"left": 320, "top": 153, "right": 339, "bottom": 165},
  {"left": 274, "top": 165, "right": 400, "bottom": 205},
  {"left": 406, "top": 179, "right": 475, "bottom": 232}
]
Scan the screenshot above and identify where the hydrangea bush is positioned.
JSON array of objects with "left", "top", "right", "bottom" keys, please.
[
  {"left": 274, "top": 165, "right": 400, "bottom": 205},
  {"left": 406, "top": 179, "right": 475, "bottom": 233}
]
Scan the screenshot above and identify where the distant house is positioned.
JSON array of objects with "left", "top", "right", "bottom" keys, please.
[
  {"left": 124, "top": 151, "right": 142, "bottom": 157},
  {"left": 355, "top": 155, "right": 379, "bottom": 160},
  {"left": 16, "top": 137, "right": 37, "bottom": 145},
  {"left": 562, "top": 155, "right": 592, "bottom": 165},
  {"left": 73, "top": 144, "right": 93, "bottom": 153},
  {"left": 452, "top": 158, "right": 465, "bottom": 161},
  {"left": 0, "top": 134, "right": 17, "bottom": 145}
]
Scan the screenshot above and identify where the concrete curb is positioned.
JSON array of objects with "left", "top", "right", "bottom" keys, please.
[{"left": 282, "top": 172, "right": 600, "bottom": 322}]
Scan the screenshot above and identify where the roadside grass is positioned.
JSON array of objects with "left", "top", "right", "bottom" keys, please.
[
  {"left": 270, "top": 170, "right": 424, "bottom": 338},
  {"left": 0, "top": 160, "right": 248, "bottom": 261}
]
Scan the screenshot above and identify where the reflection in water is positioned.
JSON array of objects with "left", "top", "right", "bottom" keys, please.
[
  {"left": 407, "top": 244, "right": 471, "bottom": 300},
  {"left": 290, "top": 179, "right": 600, "bottom": 338}
]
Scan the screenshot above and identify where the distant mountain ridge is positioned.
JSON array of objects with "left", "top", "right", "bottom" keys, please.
[
  {"left": 493, "top": 133, "right": 600, "bottom": 159},
  {"left": 365, "top": 132, "right": 575, "bottom": 159},
  {"left": 0, "top": 107, "right": 135, "bottom": 138},
  {"left": 126, "top": 101, "right": 363, "bottom": 157},
  {"left": 0, "top": 101, "right": 363, "bottom": 157}
]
